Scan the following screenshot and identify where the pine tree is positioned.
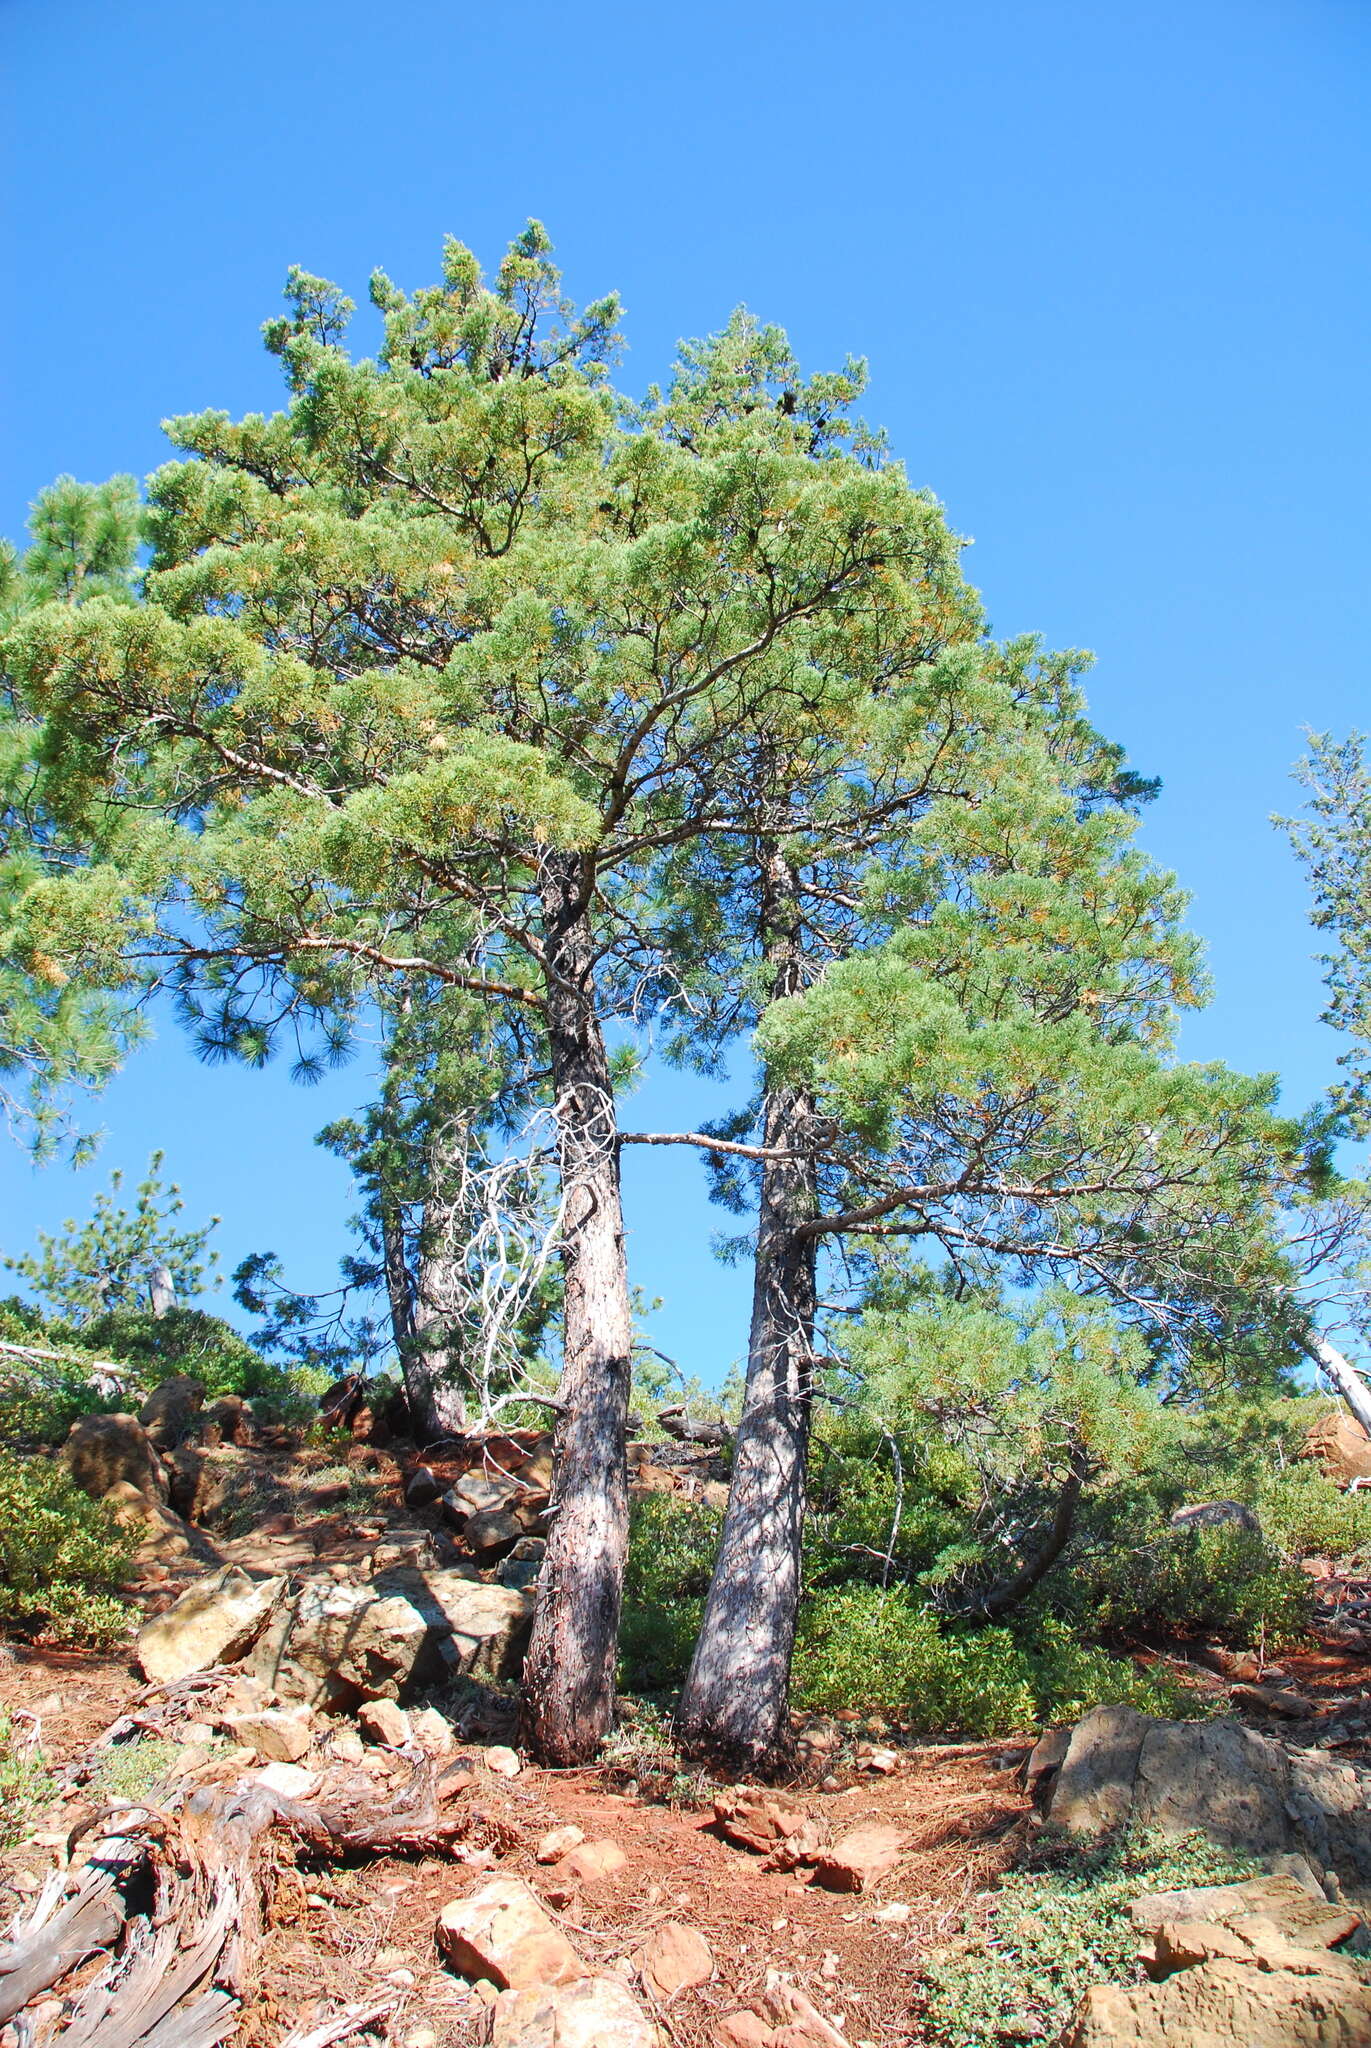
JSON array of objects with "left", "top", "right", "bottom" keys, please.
[
  {"left": 6, "top": 1150, "right": 219, "bottom": 1323},
  {"left": 2, "top": 230, "right": 971, "bottom": 1761},
  {"left": 0, "top": 476, "right": 143, "bottom": 1155}
]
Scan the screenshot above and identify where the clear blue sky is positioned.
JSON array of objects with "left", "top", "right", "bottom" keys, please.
[{"left": 2, "top": 0, "right": 1368, "bottom": 1383}]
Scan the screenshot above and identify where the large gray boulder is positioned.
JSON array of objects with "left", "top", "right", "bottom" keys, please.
[
  {"left": 250, "top": 1567, "right": 534, "bottom": 1708},
  {"left": 1033, "top": 1706, "right": 1371, "bottom": 1892}
]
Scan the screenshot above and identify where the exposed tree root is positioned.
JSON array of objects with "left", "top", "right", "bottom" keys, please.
[{"left": 0, "top": 1762, "right": 497, "bottom": 2047}]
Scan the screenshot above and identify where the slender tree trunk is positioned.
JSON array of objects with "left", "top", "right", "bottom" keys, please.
[
  {"left": 520, "top": 853, "right": 634, "bottom": 1766},
  {"left": 677, "top": 849, "right": 817, "bottom": 1769},
  {"left": 380, "top": 1188, "right": 415, "bottom": 1363},
  {"left": 406, "top": 1118, "right": 475, "bottom": 1443},
  {"left": 374, "top": 1016, "right": 470, "bottom": 1447}
]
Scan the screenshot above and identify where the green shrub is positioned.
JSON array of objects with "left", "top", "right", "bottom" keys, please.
[
  {"left": 0, "top": 1710, "right": 58, "bottom": 1849},
  {"left": 0, "top": 1451, "right": 137, "bottom": 1645},
  {"left": 1069, "top": 1520, "right": 1313, "bottom": 1650},
  {"left": 618, "top": 1493, "right": 721, "bottom": 1694},
  {"left": 76, "top": 1306, "right": 282, "bottom": 1399},
  {"left": 1257, "top": 1462, "right": 1371, "bottom": 1566},
  {"left": 918, "top": 1828, "right": 1264, "bottom": 2047},
  {"left": 789, "top": 1586, "right": 1201, "bottom": 1736}
]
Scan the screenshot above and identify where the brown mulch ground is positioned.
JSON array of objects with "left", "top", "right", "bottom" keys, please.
[{"left": 5, "top": 1438, "right": 1371, "bottom": 2046}]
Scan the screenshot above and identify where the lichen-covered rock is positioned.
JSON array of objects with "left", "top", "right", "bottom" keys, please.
[
  {"left": 249, "top": 1576, "right": 434, "bottom": 1708},
  {"left": 1035, "top": 1707, "right": 1371, "bottom": 1891},
  {"left": 249, "top": 1567, "right": 533, "bottom": 1707},
  {"left": 63, "top": 1412, "right": 168, "bottom": 1503},
  {"left": 136, "top": 1565, "right": 284, "bottom": 1682},
  {"left": 376, "top": 1569, "right": 535, "bottom": 1683},
  {"left": 1062, "top": 1956, "right": 1371, "bottom": 2046}
]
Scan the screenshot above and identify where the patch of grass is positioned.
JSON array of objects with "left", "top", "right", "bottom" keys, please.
[
  {"left": 0, "top": 1711, "right": 58, "bottom": 1849},
  {"left": 916, "top": 1827, "right": 1262, "bottom": 2047},
  {"left": 92, "top": 1736, "right": 189, "bottom": 1803}
]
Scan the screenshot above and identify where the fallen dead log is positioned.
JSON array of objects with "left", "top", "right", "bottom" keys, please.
[
  {"left": 0, "top": 1761, "right": 498, "bottom": 2045},
  {"left": 265, "top": 1756, "right": 519, "bottom": 1859},
  {"left": 1229, "top": 1681, "right": 1315, "bottom": 1718}
]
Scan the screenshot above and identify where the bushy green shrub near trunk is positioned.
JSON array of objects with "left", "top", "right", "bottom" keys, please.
[{"left": 0, "top": 1450, "right": 136, "bottom": 1644}]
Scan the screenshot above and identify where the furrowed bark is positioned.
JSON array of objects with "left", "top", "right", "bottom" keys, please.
[
  {"left": 677, "top": 848, "right": 817, "bottom": 1768},
  {"left": 520, "top": 852, "right": 634, "bottom": 1765},
  {"left": 406, "top": 1115, "right": 475, "bottom": 1442}
]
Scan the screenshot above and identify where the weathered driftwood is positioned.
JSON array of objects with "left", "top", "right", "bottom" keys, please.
[
  {"left": 0, "top": 1853, "right": 131, "bottom": 2027},
  {"left": 1307, "top": 1331, "right": 1371, "bottom": 1446},
  {"left": 0, "top": 1762, "right": 487, "bottom": 2045},
  {"left": 277, "top": 1995, "right": 399, "bottom": 2048},
  {"left": 267, "top": 1756, "right": 515, "bottom": 1859}
]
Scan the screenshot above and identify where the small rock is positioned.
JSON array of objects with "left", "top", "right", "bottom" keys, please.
[
  {"left": 444, "top": 1470, "right": 520, "bottom": 1521},
  {"left": 222, "top": 1704, "right": 314, "bottom": 1764},
  {"left": 359, "top": 1699, "right": 413, "bottom": 1749},
  {"left": 553, "top": 1837, "right": 628, "bottom": 1885},
  {"left": 873, "top": 1900, "right": 911, "bottom": 1924},
  {"left": 484, "top": 1745, "right": 521, "bottom": 1777},
  {"left": 250, "top": 1761, "right": 319, "bottom": 1800},
  {"left": 634, "top": 1919, "right": 713, "bottom": 1998},
  {"left": 326, "top": 1729, "right": 366, "bottom": 1763},
  {"left": 465, "top": 1509, "right": 524, "bottom": 1562},
  {"left": 537, "top": 1824, "right": 586, "bottom": 1864},
  {"left": 410, "top": 1706, "right": 456, "bottom": 1757},
  {"left": 713, "top": 2017, "right": 774, "bottom": 2048},
  {"left": 437, "top": 1875, "right": 581, "bottom": 1989},
  {"left": 404, "top": 1465, "right": 443, "bottom": 1508},
  {"left": 713, "top": 1790, "right": 810, "bottom": 1856},
  {"left": 814, "top": 1823, "right": 909, "bottom": 1894},
  {"left": 482, "top": 1974, "right": 657, "bottom": 2046},
  {"left": 860, "top": 1747, "right": 899, "bottom": 1774}
]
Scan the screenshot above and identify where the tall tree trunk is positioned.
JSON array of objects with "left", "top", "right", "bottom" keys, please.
[
  {"left": 677, "top": 849, "right": 817, "bottom": 1768},
  {"left": 372, "top": 1032, "right": 471, "bottom": 1447},
  {"left": 406, "top": 1117, "right": 475, "bottom": 1444},
  {"left": 520, "top": 853, "right": 634, "bottom": 1766}
]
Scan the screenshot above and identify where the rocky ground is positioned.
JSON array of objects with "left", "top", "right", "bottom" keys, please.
[{"left": 4, "top": 1387, "right": 1371, "bottom": 2045}]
